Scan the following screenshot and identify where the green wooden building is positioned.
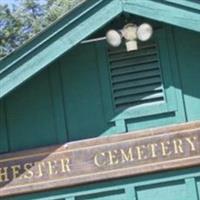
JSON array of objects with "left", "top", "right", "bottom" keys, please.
[{"left": 0, "top": 0, "right": 200, "bottom": 199}]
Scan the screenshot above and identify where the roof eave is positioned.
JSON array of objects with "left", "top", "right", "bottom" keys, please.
[{"left": 0, "top": 0, "right": 123, "bottom": 98}]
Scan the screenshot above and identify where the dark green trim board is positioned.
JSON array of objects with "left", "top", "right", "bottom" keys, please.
[
  {"left": 48, "top": 62, "right": 68, "bottom": 143},
  {"left": 165, "top": 0, "right": 200, "bottom": 11},
  {"left": 0, "top": 0, "right": 200, "bottom": 99},
  {"left": 0, "top": 100, "right": 9, "bottom": 153},
  {"left": 123, "top": 0, "right": 200, "bottom": 32},
  {"left": 2, "top": 166, "right": 200, "bottom": 200}
]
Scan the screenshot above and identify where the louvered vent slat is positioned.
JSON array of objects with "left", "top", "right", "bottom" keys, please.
[
  {"left": 115, "top": 92, "right": 164, "bottom": 107},
  {"left": 111, "top": 62, "right": 159, "bottom": 76},
  {"left": 112, "top": 69, "right": 161, "bottom": 83},
  {"left": 108, "top": 43, "right": 165, "bottom": 110},
  {"left": 109, "top": 46, "right": 157, "bottom": 62},
  {"left": 110, "top": 55, "right": 158, "bottom": 69},
  {"left": 114, "top": 85, "right": 163, "bottom": 98},
  {"left": 112, "top": 76, "right": 161, "bottom": 91}
]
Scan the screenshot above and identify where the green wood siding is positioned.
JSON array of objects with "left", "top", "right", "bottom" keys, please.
[
  {"left": 59, "top": 43, "right": 109, "bottom": 141},
  {"left": 0, "top": 0, "right": 123, "bottom": 99},
  {"left": 174, "top": 28, "right": 200, "bottom": 121},
  {"left": 1, "top": 0, "right": 200, "bottom": 99},
  {"left": 0, "top": 100, "right": 8, "bottom": 153},
  {"left": 0, "top": 65, "right": 68, "bottom": 152},
  {"left": 97, "top": 27, "right": 186, "bottom": 133},
  {"left": 1, "top": 25, "right": 200, "bottom": 153},
  {"left": 0, "top": 24, "right": 200, "bottom": 200},
  {"left": 1, "top": 167, "right": 200, "bottom": 200}
]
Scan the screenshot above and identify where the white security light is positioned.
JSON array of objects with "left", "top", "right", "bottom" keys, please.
[
  {"left": 122, "top": 23, "right": 137, "bottom": 41},
  {"left": 137, "top": 23, "right": 153, "bottom": 42},
  {"left": 121, "top": 23, "right": 138, "bottom": 51},
  {"left": 106, "top": 29, "right": 122, "bottom": 47},
  {"left": 125, "top": 40, "right": 138, "bottom": 52},
  {"left": 106, "top": 23, "right": 153, "bottom": 51}
]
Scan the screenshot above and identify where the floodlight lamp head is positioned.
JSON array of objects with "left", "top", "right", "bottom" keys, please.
[
  {"left": 137, "top": 23, "right": 153, "bottom": 42},
  {"left": 106, "top": 29, "right": 122, "bottom": 47}
]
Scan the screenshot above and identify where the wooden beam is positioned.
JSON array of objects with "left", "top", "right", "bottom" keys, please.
[
  {"left": 165, "top": 0, "right": 200, "bottom": 11},
  {"left": 123, "top": 0, "right": 200, "bottom": 32},
  {"left": 0, "top": 121, "right": 200, "bottom": 197}
]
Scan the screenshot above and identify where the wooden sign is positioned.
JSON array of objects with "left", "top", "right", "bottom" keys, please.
[{"left": 0, "top": 121, "right": 200, "bottom": 197}]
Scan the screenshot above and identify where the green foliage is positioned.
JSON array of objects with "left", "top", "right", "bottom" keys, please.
[
  {"left": 0, "top": 0, "right": 82, "bottom": 58},
  {"left": 0, "top": 4, "right": 22, "bottom": 57},
  {"left": 45, "top": 0, "right": 81, "bottom": 23}
]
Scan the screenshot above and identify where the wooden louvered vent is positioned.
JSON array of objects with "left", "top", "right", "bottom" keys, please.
[{"left": 108, "top": 43, "right": 165, "bottom": 111}]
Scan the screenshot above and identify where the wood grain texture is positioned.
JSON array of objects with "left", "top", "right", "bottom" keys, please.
[
  {"left": 123, "top": 0, "right": 200, "bottom": 32},
  {"left": 1, "top": 0, "right": 200, "bottom": 99},
  {"left": 0, "top": 121, "right": 200, "bottom": 197},
  {"left": 165, "top": 0, "right": 200, "bottom": 11}
]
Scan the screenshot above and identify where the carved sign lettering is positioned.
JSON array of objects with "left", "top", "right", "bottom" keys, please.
[{"left": 0, "top": 121, "right": 200, "bottom": 197}]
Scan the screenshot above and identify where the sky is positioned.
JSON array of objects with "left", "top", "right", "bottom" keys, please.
[
  {"left": 0, "top": 0, "right": 45, "bottom": 6},
  {"left": 0, "top": 0, "right": 18, "bottom": 5}
]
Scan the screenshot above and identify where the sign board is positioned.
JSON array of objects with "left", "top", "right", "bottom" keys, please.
[{"left": 0, "top": 121, "right": 200, "bottom": 197}]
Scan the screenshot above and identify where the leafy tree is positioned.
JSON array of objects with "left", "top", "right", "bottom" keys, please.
[
  {"left": 0, "top": 0, "right": 82, "bottom": 59},
  {"left": 45, "top": 0, "right": 81, "bottom": 23},
  {"left": 0, "top": 4, "right": 22, "bottom": 57}
]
